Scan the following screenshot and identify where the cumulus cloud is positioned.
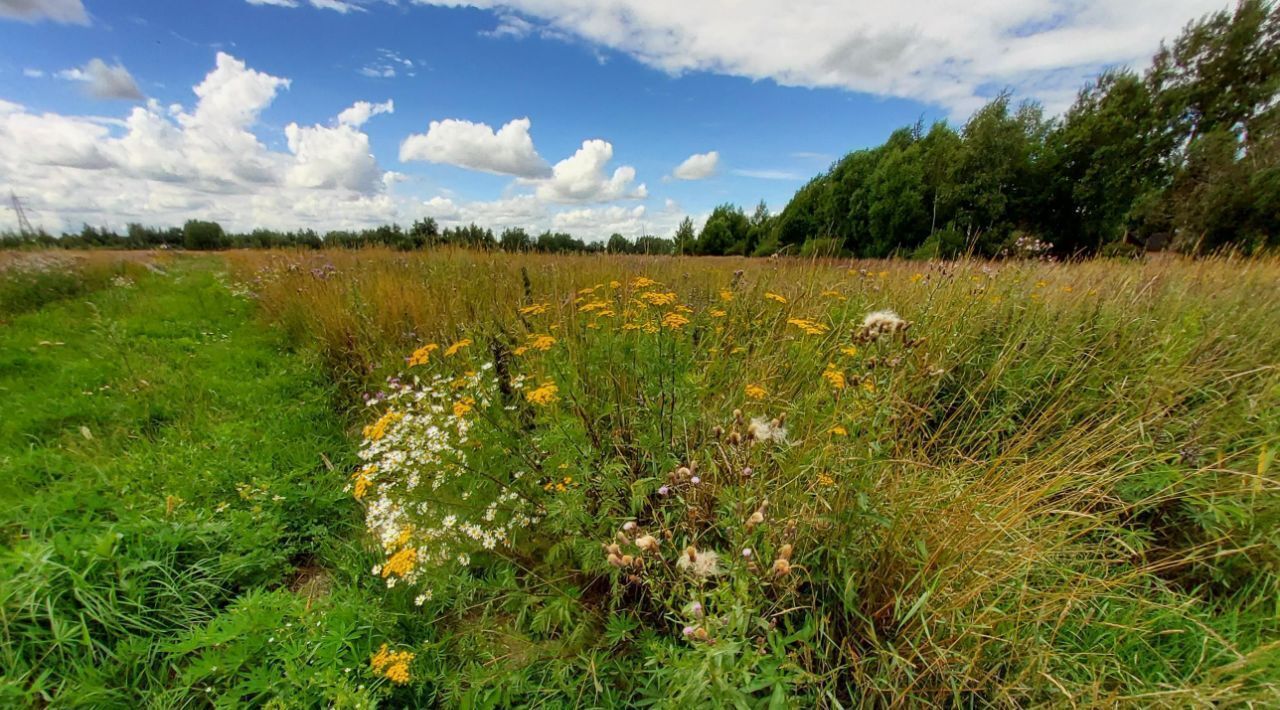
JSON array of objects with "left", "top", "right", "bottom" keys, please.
[
  {"left": 0, "top": 52, "right": 403, "bottom": 232},
  {"left": 57, "top": 59, "right": 145, "bottom": 100},
  {"left": 400, "top": 117, "right": 550, "bottom": 178},
  {"left": 0, "top": 0, "right": 87, "bottom": 24},
  {"left": 672, "top": 150, "right": 718, "bottom": 180},
  {"left": 337, "top": 99, "right": 393, "bottom": 127},
  {"left": 533, "top": 139, "right": 646, "bottom": 203},
  {"left": 411, "top": 0, "right": 1228, "bottom": 116}
]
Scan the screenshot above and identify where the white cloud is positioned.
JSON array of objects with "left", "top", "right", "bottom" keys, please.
[
  {"left": 246, "top": 0, "right": 298, "bottom": 6},
  {"left": 0, "top": 0, "right": 87, "bottom": 24},
  {"left": 358, "top": 48, "right": 415, "bottom": 78},
  {"left": 532, "top": 139, "right": 646, "bottom": 203},
  {"left": 0, "top": 52, "right": 405, "bottom": 233},
  {"left": 672, "top": 150, "right": 718, "bottom": 180},
  {"left": 731, "top": 168, "right": 802, "bottom": 180},
  {"left": 23, "top": 68, "right": 45, "bottom": 78},
  {"left": 337, "top": 99, "right": 393, "bottom": 127},
  {"left": 57, "top": 59, "right": 144, "bottom": 100},
  {"left": 411, "top": 0, "right": 1229, "bottom": 116},
  {"left": 400, "top": 117, "right": 550, "bottom": 178},
  {"left": 246, "top": 0, "right": 364, "bottom": 10}
]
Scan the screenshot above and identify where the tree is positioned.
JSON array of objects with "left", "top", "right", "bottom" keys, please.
[
  {"left": 182, "top": 220, "right": 225, "bottom": 250},
  {"left": 696, "top": 204, "right": 749, "bottom": 255},
  {"left": 673, "top": 217, "right": 697, "bottom": 255},
  {"left": 499, "top": 227, "right": 531, "bottom": 252}
]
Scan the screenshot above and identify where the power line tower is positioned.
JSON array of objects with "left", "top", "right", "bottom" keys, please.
[{"left": 9, "top": 192, "right": 35, "bottom": 237}]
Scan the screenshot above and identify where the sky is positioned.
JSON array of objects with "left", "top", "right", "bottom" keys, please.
[{"left": 0, "top": 0, "right": 1233, "bottom": 239}]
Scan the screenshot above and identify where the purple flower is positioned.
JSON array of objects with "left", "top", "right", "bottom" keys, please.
[
  {"left": 682, "top": 625, "right": 695, "bottom": 636},
  {"left": 658, "top": 485, "right": 670, "bottom": 496},
  {"left": 690, "top": 476, "right": 701, "bottom": 485},
  {"left": 741, "top": 467, "right": 753, "bottom": 478}
]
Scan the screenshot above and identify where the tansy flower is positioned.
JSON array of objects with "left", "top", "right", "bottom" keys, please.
[
  {"left": 452, "top": 397, "right": 475, "bottom": 418},
  {"left": 719, "top": 289, "right": 734, "bottom": 302},
  {"left": 519, "top": 303, "right": 549, "bottom": 315},
  {"left": 444, "top": 338, "right": 472, "bottom": 357},
  {"left": 382, "top": 548, "right": 418, "bottom": 578},
  {"left": 408, "top": 343, "right": 439, "bottom": 366},
  {"left": 817, "top": 472, "right": 835, "bottom": 487},
  {"left": 640, "top": 291, "right": 678, "bottom": 306},
  {"left": 370, "top": 644, "right": 415, "bottom": 685},
  {"left": 787, "top": 317, "right": 829, "bottom": 335},
  {"left": 822, "top": 363, "right": 846, "bottom": 390},
  {"left": 821, "top": 289, "right": 846, "bottom": 300},
  {"left": 829, "top": 425, "right": 848, "bottom": 436},
  {"left": 579, "top": 299, "right": 612, "bottom": 312},
  {"left": 661, "top": 312, "right": 690, "bottom": 329},
  {"left": 709, "top": 308, "right": 727, "bottom": 318},
  {"left": 840, "top": 345, "right": 858, "bottom": 357},
  {"left": 527, "top": 334, "right": 556, "bottom": 351},
  {"left": 526, "top": 381, "right": 559, "bottom": 405},
  {"left": 363, "top": 411, "right": 404, "bottom": 442},
  {"left": 744, "top": 383, "right": 767, "bottom": 400},
  {"left": 512, "top": 346, "right": 529, "bottom": 356},
  {"left": 764, "top": 292, "right": 787, "bottom": 304},
  {"left": 911, "top": 273, "right": 924, "bottom": 283},
  {"left": 631, "top": 276, "right": 658, "bottom": 288},
  {"left": 352, "top": 465, "right": 376, "bottom": 500}
]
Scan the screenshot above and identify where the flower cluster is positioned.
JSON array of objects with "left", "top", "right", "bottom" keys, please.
[{"left": 369, "top": 644, "right": 414, "bottom": 685}]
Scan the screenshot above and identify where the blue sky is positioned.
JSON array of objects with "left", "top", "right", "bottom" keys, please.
[{"left": 0, "top": 0, "right": 1230, "bottom": 238}]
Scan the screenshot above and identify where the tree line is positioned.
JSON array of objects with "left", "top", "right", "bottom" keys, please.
[{"left": 4, "top": 2, "right": 1274, "bottom": 258}]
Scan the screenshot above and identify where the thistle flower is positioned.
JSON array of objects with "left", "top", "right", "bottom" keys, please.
[
  {"left": 622, "top": 521, "right": 637, "bottom": 533},
  {"left": 635, "top": 534, "right": 659, "bottom": 553},
  {"left": 742, "top": 547, "right": 753, "bottom": 558},
  {"left": 859, "top": 309, "right": 908, "bottom": 340},
  {"left": 658, "top": 485, "right": 671, "bottom": 496},
  {"left": 772, "top": 558, "right": 792, "bottom": 577},
  {"left": 689, "top": 601, "right": 704, "bottom": 618},
  {"left": 748, "top": 416, "right": 788, "bottom": 444},
  {"left": 690, "top": 475, "right": 701, "bottom": 485},
  {"left": 677, "top": 547, "right": 723, "bottom": 579},
  {"left": 741, "top": 466, "right": 753, "bottom": 478}
]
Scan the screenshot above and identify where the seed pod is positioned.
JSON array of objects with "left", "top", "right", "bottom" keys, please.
[
  {"left": 635, "top": 534, "right": 659, "bottom": 553},
  {"left": 746, "top": 511, "right": 764, "bottom": 528},
  {"left": 772, "top": 558, "right": 791, "bottom": 576},
  {"left": 778, "top": 543, "right": 793, "bottom": 561},
  {"left": 616, "top": 531, "right": 630, "bottom": 546},
  {"left": 606, "top": 543, "right": 622, "bottom": 557},
  {"left": 607, "top": 553, "right": 625, "bottom": 568},
  {"left": 712, "top": 425, "right": 724, "bottom": 438},
  {"left": 621, "top": 554, "right": 634, "bottom": 567},
  {"left": 685, "top": 545, "right": 698, "bottom": 563},
  {"left": 728, "top": 431, "right": 742, "bottom": 445},
  {"left": 676, "top": 466, "right": 691, "bottom": 478}
]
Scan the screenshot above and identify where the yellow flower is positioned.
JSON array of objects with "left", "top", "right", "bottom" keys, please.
[
  {"left": 609, "top": 280, "right": 621, "bottom": 288},
  {"left": 661, "top": 312, "right": 690, "bottom": 329},
  {"left": 911, "top": 273, "right": 924, "bottom": 284},
  {"left": 579, "top": 299, "right": 612, "bottom": 312},
  {"left": 862, "top": 379, "right": 876, "bottom": 394},
  {"left": 709, "top": 308, "right": 727, "bottom": 318},
  {"left": 526, "top": 381, "right": 559, "bottom": 405},
  {"left": 520, "top": 302, "right": 550, "bottom": 315},
  {"left": 820, "top": 289, "right": 847, "bottom": 301},
  {"left": 512, "top": 345, "right": 529, "bottom": 356},
  {"left": 787, "top": 317, "right": 829, "bottom": 335},
  {"left": 363, "top": 411, "right": 404, "bottom": 442},
  {"left": 371, "top": 644, "right": 415, "bottom": 685},
  {"left": 816, "top": 472, "right": 835, "bottom": 487},
  {"left": 352, "top": 465, "right": 376, "bottom": 500},
  {"left": 444, "top": 338, "right": 472, "bottom": 357},
  {"left": 528, "top": 333, "right": 556, "bottom": 351},
  {"left": 631, "top": 276, "right": 658, "bottom": 288},
  {"left": 640, "top": 291, "right": 678, "bottom": 306},
  {"left": 745, "top": 383, "right": 767, "bottom": 400},
  {"left": 407, "top": 343, "right": 439, "bottom": 367},
  {"left": 382, "top": 548, "right": 418, "bottom": 578},
  {"left": 764, "top": 292, "right": 787, "bottom": 304},
  {"left": 829, "top": 425, "right": 848, "bottom": 437},
  {"left": 822, "top": 364, "right": 846, "bottom": 390},
  {"left": 452, "top": 397, "right": 475, "bottom": 418},
  {"left": 839, "top": 345, "right": 858, "bottom": 357},
  {"left": 719, "top": 289, "right": 735, "bottom": 302}
]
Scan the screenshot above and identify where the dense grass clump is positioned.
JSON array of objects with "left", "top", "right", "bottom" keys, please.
[{"left": 230, "top": 249, "right": 1279, "bottom": 706}]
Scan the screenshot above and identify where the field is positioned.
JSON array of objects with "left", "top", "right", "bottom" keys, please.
[{"left": 1, "top": 249, "right": 1277, "bottom": 707}]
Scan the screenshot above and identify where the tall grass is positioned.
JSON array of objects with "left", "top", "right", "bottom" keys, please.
[{"left": 228, "top": 248, "right": 1279, "bottom": 705}]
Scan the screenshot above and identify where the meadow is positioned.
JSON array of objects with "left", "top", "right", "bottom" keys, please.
[{"left": 1, "top": 249, "right": 1277, "bottom": 707}]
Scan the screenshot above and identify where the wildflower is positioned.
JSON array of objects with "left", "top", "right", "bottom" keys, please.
[
  {"left": 527, "top": 333, "right": 556, "bottom": 351},
  {"left": 829, "top": 425, "right": 848, "bottom": 437},
  {"left": 370, "top": 644, "right": 415, "bottom": 685},
  {"left": 658, "top": 485, "right": 670, "bottom": 496},
  {"left": 821, "top": 289, "right": 846, "bottom": 300},
  {"left": 682, "top": 626, "right": 696, "bottom": 637},
  {"left": 787, "top": 317, "right": 829, "bottom": 335},
  {"left": 661, "top": 312, "right": 690, "bottom": 330},
  {"left": 526, "top": 381, "right": 559, "bottom": 406},
  {"left": 676, "top": 547, "right": 723, "bottom": 579},
  {"left": 631, "top": 276, "right": 658, "bottom": 288},
  {"left": 408, "top": 343, "right": 439, "bottom": 367},
  {"left": 709, "top": 308, "right": 727, "bottom": 318},
  {"left": 690, "top": 475, "right": 701, "bottom": 485},
  {"left": 352, "top": 465, "right": 376, "bottom": 500},
  {"left": 363, "top": 410, "right": 404, "bottom": 442},
  {"left": 862, "top": 379, "right": 876, "bottom": 394},
  {"left": 579, "top": 299, "right": 611, "bottom": 312},
  {"left": 764, "top": 292, "right": 787, "bottom": 304},
  {"left": 635, "top": 534, "right": 659, "bottom": 553},
  {"left": 444, "top": 338, "right": 472, "bottom": 357},
  {"left": 452, "top": 397, "right": 475, "bottom": 418},
  {"left": 822, "top": 364, "right": 847, "bottom": 390},
  {"left": 414, "top": 591, "right": 432, "bottom": 606},
  {"left": 840, "top": 345, "right": 859, "bottom": 357},
  {"left": 747, "top": 416, "right": 788, "bottom": 444},
  {"left": 512, "top": 346, "right": 529, "bottom": 356},
  {"left": 718, "top": 289, "right": 734, "bottom": 302},
  {"left": 744, "top": 383, "right": 767, "bottom": 400},
  {"left": 622, "top": 521, "right": 637, "bottom": 533},
  {"left": 382, "top": 548, "right": 418, "bottom": 578},
  {"left": 640, "top": 291, "right": 678, "bottom": 306},
  {"left": 817, "top": 472, "right": 835, "bottom": 487},
  {"left": 519, "top": 303, "right": 550, "bottom": 315},
  {"left": 773, "top": 558, "right": 792, "bottom": 576},
  {"left": 689, "top": 601, "right": 704, "bottom": 618},
  {"left": 911, "top": 273, "right": 924, "bottom": 284},
  {"left": 859, "top": 309, "right": 908, "bottom": 340},
  {"left": 741, "top": 467, "right": 753, "bottom": 478}
]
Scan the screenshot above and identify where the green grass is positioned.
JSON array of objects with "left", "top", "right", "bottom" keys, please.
[{"left": 0, "top": 259, "right": 400, "bottom": 706}]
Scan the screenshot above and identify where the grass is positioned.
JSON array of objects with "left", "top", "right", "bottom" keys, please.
[{"left": 2, "top": 249, "right": 1278, "bottom": 706}]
